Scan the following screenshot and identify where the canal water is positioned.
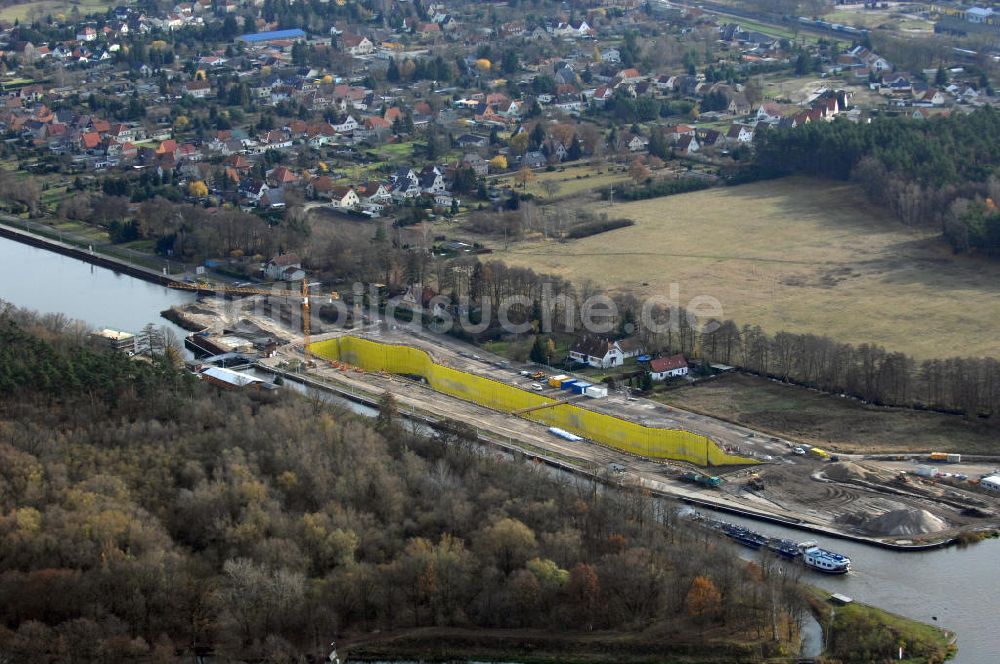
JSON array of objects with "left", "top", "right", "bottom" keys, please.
[
  {"left": 1, "top": 234, "right": 997, "bottom": 662},
  {"left": 706, "top": 508, "right": 998, "bottom": 662},
  {"left": 0, "top": 235, "right": 195, "bottom": 343}
]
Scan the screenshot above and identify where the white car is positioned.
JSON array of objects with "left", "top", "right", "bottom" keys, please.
[
  {"left": 530, "top": 383, "right": 544, "bottom": 391},
  {"left": 793, "top": 447, "right": 806, "bottom": 455}
]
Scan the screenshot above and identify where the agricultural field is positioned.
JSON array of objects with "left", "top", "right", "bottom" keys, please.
[
  {"left": 658, "top": 373, "right": 1000, "bottom": 454},
  {"left": 0, "top": 0, "right": 111, "bottom": 22},
  {"left": 494, "top": 177, "right": 1000, "bottom": 360}
]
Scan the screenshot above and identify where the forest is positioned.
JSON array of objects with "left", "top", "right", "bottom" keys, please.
[
  {"left": 0, "top": 303, "right": 810, "bottom": 662},
  {"left": 752, "top": 106, "right": 1000, "bottom": 255}
]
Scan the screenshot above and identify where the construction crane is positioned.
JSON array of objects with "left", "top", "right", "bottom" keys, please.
[{"left": 167, "top": 277, "right": 338, "bottom": 360}]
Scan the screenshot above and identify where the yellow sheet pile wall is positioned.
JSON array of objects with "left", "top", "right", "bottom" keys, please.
[{"left": 310, "top": 337, "right": 757, "bottom": 467}]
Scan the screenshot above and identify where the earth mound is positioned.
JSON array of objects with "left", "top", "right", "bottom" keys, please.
[
  {"left": 863, "top": 509, "right": 949, "bottom": 536},
  {"left": 824, "top": 461, "right": 879, "bottom": 483}
]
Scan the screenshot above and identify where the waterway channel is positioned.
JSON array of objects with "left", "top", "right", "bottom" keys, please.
[
  {"left": 0, "top": 233, "right": 195, "bottom": 344},
  {"left": 0, "top": 233, "right": 997, "bottom": 662}
]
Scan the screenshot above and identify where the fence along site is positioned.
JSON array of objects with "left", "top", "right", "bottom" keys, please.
[{"left": 309, "top": 336, "right": 758, "bottom": 467}]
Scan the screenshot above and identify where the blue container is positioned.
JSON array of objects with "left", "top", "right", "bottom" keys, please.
[
  {"left": 560, "top": 379, "right": 578, "bottom": 391},
  {"left": 572, "top": 382, "right": 591, "bottom": 394}
]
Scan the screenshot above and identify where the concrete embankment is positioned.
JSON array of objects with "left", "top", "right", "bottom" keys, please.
[{"left": 0, "top": 222, "right": 171, "bottom": 287}]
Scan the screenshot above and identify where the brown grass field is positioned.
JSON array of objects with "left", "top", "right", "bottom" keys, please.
[
  {"left": 0, "top": 0, "right": 111, "bottom": 22},
  {"left": 658, "top": 373, "right": 1000, "bottom": 454},
  {"left": 493, "top": 177, "right": 1000, "bottom": 360}
]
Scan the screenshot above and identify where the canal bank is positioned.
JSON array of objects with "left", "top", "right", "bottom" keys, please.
[{"left": 0, "top": 221, "right": 173, "bottom": 286}]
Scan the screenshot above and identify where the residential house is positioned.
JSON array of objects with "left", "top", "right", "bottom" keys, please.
[
  {"left": 356, "top": 182, "right": 391, "bottom": 204},
  {"left": 601, "top": 48, "right": 621, "bottom": 63},
  {"left": 628, "top": 135, "right": 648, "bottom": 152},
  {"left": 419, "top": 167, "right": 447, "bottom": 194},
  {"left": 967, "top": 7, "right": 994, "bottom": 23},
  {"left": 521, "top": 151, "right": 547, "bottom": 169},
  {"left": 307, "top": 175, "right": 335, "bottom": 199},
  {"left": 569, "top": 336, "right": 623, "bottom": 369},
  {"left": 755, "top": 103, "right": 784, "bottom": 124},
  {"left": 340, "top": 34, "right": 374, "bottom": 56},
  {"left": 649, "top": 354, "right": 688, "bottom": 380},
  {"left": 727, "top": 93, "right": 752, "bottom": 116},
  {"left": 675, "top": 135, "right": 699, "bottom": 155},
  {"left": 665, "top": 124, "right": 696, "bottom": 143},
  {"left": 329, "top": 186, "right": 360, "bottom": 209},
  {"left": 240, "top": 178, "right": 269, "bottom": 203},
  {"left": 456, "top": 133, "right": 488, "bottom": 148},
  {"left": 184, "top": 80, "right": 212, "bottom": 99},
  {"left": 616, "top": 337, "right": 645, "bottom": 359},
  {"left": 266, "top": 165, "right": 298, "bottom": 188},
  {"left": 616, "top": 68, "right": 643, "bottom": 84},
  {"left": 919, "top": 89, "right": 945, "bottom": 106},
  {"left": 264, "top": 253, "right": 303, "bottom": 280},
  {"left": 332, "top": 115, "right": 359, "bottom": 134},
  {"left": 434, "top": 193, "right": 459, "bottom": 208},
  {"left": 462, "top": 153, "right": 489, "bottom": 176},
  {"left": 726, "top": 123, "right": 755, "bottom": 145},
  {"left": 260, "top": 188, "right": 286, "bottom": 209},
  {"left": 591, "top": 85, "right": 614, "bottom": 106},
  {"left": 698, "top": 128, "right": 723, "bottom": 148}
]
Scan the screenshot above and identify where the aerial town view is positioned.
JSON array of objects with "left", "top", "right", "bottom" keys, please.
[{"left": 1, "top": 0, "right": 1000, "bottom": 660}]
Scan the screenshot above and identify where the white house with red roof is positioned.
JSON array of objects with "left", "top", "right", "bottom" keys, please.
[{"left": 649, "top": 354, "right": 688, "bottom": 380}]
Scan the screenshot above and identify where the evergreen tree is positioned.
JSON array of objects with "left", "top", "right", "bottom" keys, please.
[
  {"left": 530, "top": 335, "right": 548, "bottom": 364},
  {"left": 568, "top": 134, "right": 582, "bottom": 160},
  {"left": 935, "top": 66, "right": 948, "bottom": 87},
  {"left": 640, "top": 371, "right": 653, "bottom": 392}
]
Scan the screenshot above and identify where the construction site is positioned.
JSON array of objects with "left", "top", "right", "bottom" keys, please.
[{"left": 166, "top": 293, "right": 1000, "bottom": 548}]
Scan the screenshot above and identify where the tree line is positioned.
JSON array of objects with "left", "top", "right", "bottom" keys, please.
[
  {"left": 752, "top": 107, "right": 1000, "bottom": 255},
  {"left": 416, "top": 259, "right": 1000, "bottom": 419},
  {"left": 0, "top": 303, "right": 808, "bottom": 662}
]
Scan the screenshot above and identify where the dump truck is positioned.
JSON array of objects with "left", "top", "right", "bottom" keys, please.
[{"left": 680, "top": 471, "right": 722, "bottom": 488}]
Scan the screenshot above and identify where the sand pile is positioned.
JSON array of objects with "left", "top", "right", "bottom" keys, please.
[
  {"left": 863, "top": 509, "right": 949, "bottom": 536},
  {"left": 824, "top": 461, "right": 879, "bottom": 483}
]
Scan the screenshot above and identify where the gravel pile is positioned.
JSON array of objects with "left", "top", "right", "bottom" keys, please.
[{"left": 863, "top": 508, "right": 948, "bottom": 536}]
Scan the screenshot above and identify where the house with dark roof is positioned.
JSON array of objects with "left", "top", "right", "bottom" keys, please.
[
  {"left": 615, "top": 336, "right": 645, "bottom": 359},
  {"left": 569, "top": 336, "right": 623, "bottom": 368},
  {"left": 675, "top": 135, "right": 699, "bottom": 155}
]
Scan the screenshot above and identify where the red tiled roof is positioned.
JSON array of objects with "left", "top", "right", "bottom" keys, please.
[{"left": 649, "top": 354, "right": 687, "bottom": 373}]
